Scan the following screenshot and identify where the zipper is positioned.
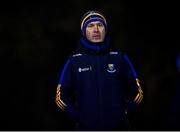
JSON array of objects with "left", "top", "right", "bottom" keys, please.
[{"left": 97, "top": 55, "right": 103, "bottom": 127}]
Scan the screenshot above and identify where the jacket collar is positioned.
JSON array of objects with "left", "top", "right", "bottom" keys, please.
[{"left": 79, "top": 36, "right": 110, "bottom": 54}]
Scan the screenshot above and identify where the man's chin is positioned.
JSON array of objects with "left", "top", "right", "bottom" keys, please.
[{"left": 91, "top": 39, "right": 103, "bottom": 43}]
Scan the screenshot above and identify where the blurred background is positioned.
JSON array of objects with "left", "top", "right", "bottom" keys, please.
[{"left": 0, "top": 1, "right": 179, "bottom": 130}]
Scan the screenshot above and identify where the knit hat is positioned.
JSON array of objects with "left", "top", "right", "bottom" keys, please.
[{"left": 80, "top": 10, "right": 107, "bottom": 35}]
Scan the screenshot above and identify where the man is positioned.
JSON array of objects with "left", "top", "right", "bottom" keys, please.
[{"left": 55, "top": 10, "right": 143, "bottom": 130}]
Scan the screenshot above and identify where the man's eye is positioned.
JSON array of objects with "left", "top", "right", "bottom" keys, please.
[
  {"left": 87, "top": 24, "right": 94, "bottom": 28},
  {"left": 97, "top": 23, "right": 103, "bottom": 27}
]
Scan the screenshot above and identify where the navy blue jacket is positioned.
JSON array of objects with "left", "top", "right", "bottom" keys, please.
[{"left": 55, "top": 37, "right": 143, "bottom": 130}]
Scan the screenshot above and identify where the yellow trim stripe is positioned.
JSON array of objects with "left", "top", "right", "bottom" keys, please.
[
  {"left": 134, "top": 93, "right": 143, "bottom": 104},
  {"left": 136, "top": 78, "right": 143, "bottom": 93},
  {"left": 57, "top": 100, "right": 66, "bottom": 109},
  {"left": 55, "top": 84, "right": 67, "bottom": 110},
  {"left": 136, "top": 95, "right": 143, "bottom": 104},
  {"left": 134, "top": 93, "right": 140, "bottom": 102},
  {"left": 56, "top": 101, "right": 65, "bottom": 110},
  {"left": 57, "top": 100, "right": 65, "bottom": 108},
  {"left": 56, "top": 100, "right": 65, "bottom": 111},
  {"left": 135, "top": 94, "right": 143, "bottom": 103},
  {"left": 81, "top": 12, "right": 107, "bottom": 30},
  {"left": 134, "top": 78, "right": 143, "bottom": 104},
  {"left": 59, "top": 99, "right": 67, "bottom": 106}
]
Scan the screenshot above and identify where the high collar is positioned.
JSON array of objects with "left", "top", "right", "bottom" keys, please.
[{"left": 79, "top": 36, "right": 110, "bottom": 54}]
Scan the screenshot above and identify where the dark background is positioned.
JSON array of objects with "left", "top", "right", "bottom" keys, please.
[{"left": 0, "top": 1, "right": 179, "bottom": 130}]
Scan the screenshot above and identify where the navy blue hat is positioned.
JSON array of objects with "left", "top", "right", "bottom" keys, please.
[{"left": 80, "top": 10, "right": 107, "bottom": 35}]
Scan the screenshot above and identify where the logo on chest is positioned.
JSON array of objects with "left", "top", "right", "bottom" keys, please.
[
  {"left": 78, "top": 66, "right": 92, "bottom": 72},
  {"left": 107, "top": 64, "right": 116, "bottom": 73}
]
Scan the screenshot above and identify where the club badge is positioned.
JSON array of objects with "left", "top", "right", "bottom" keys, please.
[{"left": 107, "top": 64, "right": 116, "bottom": 73}]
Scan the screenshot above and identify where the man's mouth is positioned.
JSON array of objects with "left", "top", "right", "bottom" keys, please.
[{"left": 93, "top": 35, "right": 101, "bottom": 39}]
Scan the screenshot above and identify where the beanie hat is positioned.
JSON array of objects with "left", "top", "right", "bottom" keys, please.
[{"left": 80, "top": 10, "right": 107, "bottom": 35}]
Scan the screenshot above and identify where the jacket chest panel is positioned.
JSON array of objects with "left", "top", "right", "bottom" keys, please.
[{"left": 73, "top": 55, "right": 122, "bottom": 79}]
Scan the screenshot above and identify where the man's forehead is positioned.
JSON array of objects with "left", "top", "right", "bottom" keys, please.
[{"left": 88, "top": 21, "right": 103, "bottom": 25}]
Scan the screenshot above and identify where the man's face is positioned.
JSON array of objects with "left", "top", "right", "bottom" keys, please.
[{"left": 85, "top": 21, "right": 106, "bottom": 43}]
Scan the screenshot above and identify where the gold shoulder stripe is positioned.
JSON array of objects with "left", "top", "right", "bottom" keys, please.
[
  {"left": 134, "top": 93, "right": 143, "bottom": 104},
  {"left": 134, "top": 93, "right": 140, "bottom": 101},
  {"left": 134, "top": 79, "right": 143, "bottom": 104},
  {"left": 56, "top": 101, "right": 65, "bottom": 110},
  {"left": 136, "top": 78, "right": 143, "bottom": 93},
  {"left": 55, "top": 84, "right": 67, "bottom": 111},
  {"left": 134, "top": 94, "right": 143, "bottom": 104}
]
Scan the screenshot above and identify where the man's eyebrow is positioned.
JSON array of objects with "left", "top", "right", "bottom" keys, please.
[{"left": 87, "top": 23, "right": 94, "bottom": 26}]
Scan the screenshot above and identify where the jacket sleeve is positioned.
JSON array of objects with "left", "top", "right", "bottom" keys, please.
[
  {"left": 55, "top": 58, "right": 78, "bottom": 122},
  {"left": 123, "top": 54, "right": 143, "bottom": 112}
]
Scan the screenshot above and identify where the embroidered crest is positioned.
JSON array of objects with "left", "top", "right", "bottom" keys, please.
[{"left": 107, "top": 64, "right": 116, "bottom": 73}]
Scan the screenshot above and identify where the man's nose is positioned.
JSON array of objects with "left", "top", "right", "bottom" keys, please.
[{"left": 94, "top": 25, "right": 99, "bottom": 32}]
